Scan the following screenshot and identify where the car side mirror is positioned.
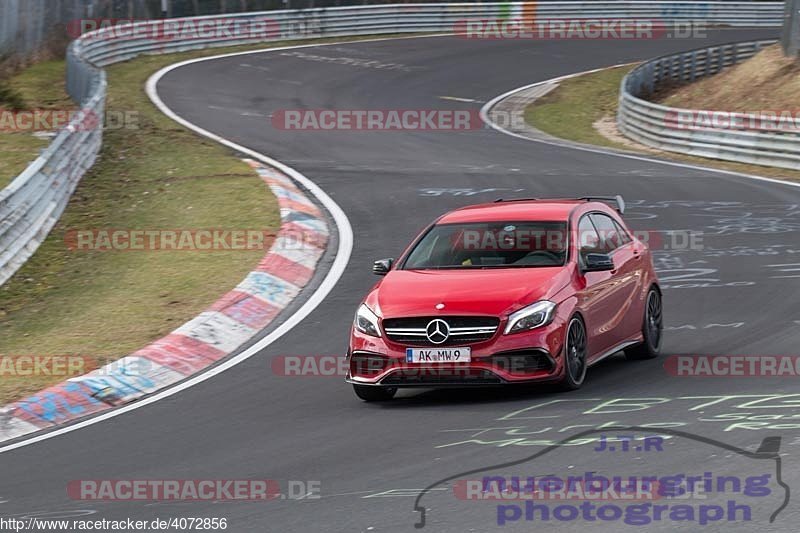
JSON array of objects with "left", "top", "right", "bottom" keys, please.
[
  {"left": 583, "top": 253, "right": 614, "bottom": 272},
  {"left": 373, "top": 258, "right": 394, "bottom": 276}
]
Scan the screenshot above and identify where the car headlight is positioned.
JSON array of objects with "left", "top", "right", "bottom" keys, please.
[
  {"left": 504, "top": 300, "right": 557, "bottom": 334},
  {"left": 354, "top": 304, "right": 382, "bottom": 337}
]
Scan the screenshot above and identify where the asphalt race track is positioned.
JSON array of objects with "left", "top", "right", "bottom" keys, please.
[{"left": 3, "top": 29, "right": 800, "bottom": 532}]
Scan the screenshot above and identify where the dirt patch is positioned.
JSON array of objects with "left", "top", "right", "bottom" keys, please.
[
  {"left": 593, "top": 115, "right": 649, "bottom": 151},
  {"left": 658, "top": 44, "right": 800, "bottom": 111}
]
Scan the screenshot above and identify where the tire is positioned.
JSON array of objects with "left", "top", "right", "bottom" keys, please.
[
  {"left": 352, "top": 384, "right": 397, "bottom": 402},
  {"left": 625, "top": 286, "right": 663, "bottom": 361},
  {"left": 557, "top": 316, "right": 588, "bottom": 391}
]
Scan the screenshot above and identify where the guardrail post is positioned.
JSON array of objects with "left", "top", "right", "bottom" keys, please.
[
  {"left": 669, "top": 57, "right": 681, "bottom": 82},
  {"left": 682, "top": 52, "right": 690, "bottom": 83},
  {"left": 781, "top": 0, "right": 800, "bottom": 58},
  {"left": 714, "top": 46, "right": 721, "bottom": 75}
]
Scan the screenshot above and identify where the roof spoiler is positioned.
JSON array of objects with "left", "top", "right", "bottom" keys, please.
[
  {"left": 581, "top": 195, "right": 626, "bottom": 215},
  {"left": 493, "top": 195, "right": 626, "bottom": 215}
]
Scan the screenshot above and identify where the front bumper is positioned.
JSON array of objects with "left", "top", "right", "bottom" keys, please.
[{"left": 346, "top": 319, "right": 567, "bottom": 387}]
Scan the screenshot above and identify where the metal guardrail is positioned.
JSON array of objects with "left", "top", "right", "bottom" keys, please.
[
  {"left": 616, "top": 39, "right": 800, "bottom": 170},
  {"left": 0, "top": 2, "right": 786, "bottom": 285},
  {"left": 0, "top": 0, "right": 420, "bottom": 67}
]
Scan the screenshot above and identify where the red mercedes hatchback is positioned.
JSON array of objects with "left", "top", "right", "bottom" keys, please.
[{"left": 346, "top": 196, "right": 662, "bottom": 401}]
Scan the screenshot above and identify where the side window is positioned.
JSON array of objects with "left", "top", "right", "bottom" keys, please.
[
  {"left": 613, "top": 219, "right": 632, "bottom": 245},
  {"left": 408, "top": 233, "right": 439, "bottom": 267},
  {"left": 590, "top": 213, "right": 623, "bottom": 253},
  {"left": 578, "top": 216, "right": 601, "bottom": 258}
]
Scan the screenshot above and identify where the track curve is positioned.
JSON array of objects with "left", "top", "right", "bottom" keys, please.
[{"left": 1, "top": 30, "right": 799, "bottom": 532}]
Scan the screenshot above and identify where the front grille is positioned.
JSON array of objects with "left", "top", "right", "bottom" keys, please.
[
  {"left": 381, "top": 368, "right": 502, "bottom": 386},
  {"left": 491, "top": 349, "right": 554, "bottom": 373},
  {"left": 383, "top": 316, "right": 500, "bottom": 346}
]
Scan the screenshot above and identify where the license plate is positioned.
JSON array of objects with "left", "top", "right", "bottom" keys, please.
[{"left": 406, "top": 347, "right": 471, "bottom": 363}]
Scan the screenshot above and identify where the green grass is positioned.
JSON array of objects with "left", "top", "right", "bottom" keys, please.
[
  {"left": 0, "top": 81, "right": 26, "bottom": 110},
  {"left": 8, "top": 60, "right": 74, "bottom": 109},
  {"left": 524, "top": 65, "right": 800, "bottom": 182},
  {"left": 0, "top": 34, "right": 421, "bottom": 189},
  {"left": 0, "top": 134, "right": 51, "bottom": 187},
  {"left": 0, "top": 50, "right": 286, "bottom": 404},
  {"left": 524, "top": 66, "right": 631, "bottom": 148},
  {"left": 0, "top": 33, "right": 436, "bottom": 404},
  {"left": 0, "top": 61, "right": 75, "bottom": 187}
]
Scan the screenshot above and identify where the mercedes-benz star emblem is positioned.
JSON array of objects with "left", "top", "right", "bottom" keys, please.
[{"left": 426, "top": 319, "right": 450, "bottom": 345}]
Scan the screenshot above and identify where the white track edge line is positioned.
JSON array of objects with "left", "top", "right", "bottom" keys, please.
[
  {"left": 0, "top": 37, "right": 450, "bottom": 454},
  {"left": 479, "top": 66, "right": 800, "bottom": 190},
  {"left": 4, "top": 33, "right": 795, "bottom": 454},
  {"left": 0, "top": 32, "right": 464, "bottom": 454}
]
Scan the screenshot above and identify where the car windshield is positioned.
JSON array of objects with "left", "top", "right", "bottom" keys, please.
[{"left": 402, "top": 221, "right": 568, "bottom": 269}]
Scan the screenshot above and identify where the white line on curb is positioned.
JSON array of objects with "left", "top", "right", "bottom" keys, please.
[
  {"left": 0, "top": 41, "right": 368, "bottom": 455},
  {"left": 0, "top": 32, "right": 465, "bottom": 454},
  {"left": 4, "top": 33, "right": 796, "bottom": 454}
]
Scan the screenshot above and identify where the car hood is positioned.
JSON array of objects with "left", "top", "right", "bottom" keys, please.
[{"left": 372, "top": 267, "right": 571, "bottom": 318}]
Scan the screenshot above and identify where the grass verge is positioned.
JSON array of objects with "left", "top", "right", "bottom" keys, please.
[
  {"left": 525, "top": 66, "right": 630, "bottom": 149},
  {"left": 524, "top": 64, "right": 800, "bottom": 182},
  {"left": 0, "top": 34, "right": 427, "bottom": 404},
  {"left": 0, "top": 33, "right": 436, "bottom": 404},
  {"left": 0, "top": 38, "right": 371, "bottom": 403},
  {"left": 0, "top": 61, "right": 75, "bottom": 187}
]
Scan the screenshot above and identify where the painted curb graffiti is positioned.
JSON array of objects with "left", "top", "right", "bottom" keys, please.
[{"left": 0, "top": 159, "right": 328, "bottom": 442}]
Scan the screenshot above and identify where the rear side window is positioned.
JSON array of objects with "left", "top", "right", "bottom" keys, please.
[
  {"left": 589, "top": 213, "right": 624, "bottom": 252},
  {"left": 613, "top": 219, "right": 632, "bottom": 245},
  {"left": 578, "top": 216, "right": 601, "bottom": 256}
]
